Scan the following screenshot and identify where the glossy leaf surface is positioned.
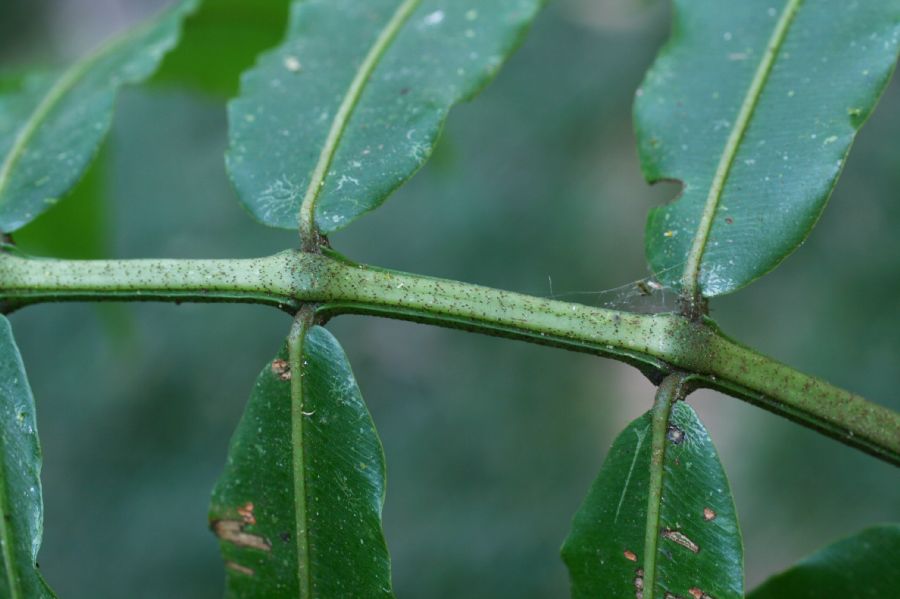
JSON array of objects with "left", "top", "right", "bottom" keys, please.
[
  {"left": 748, "top": 525, "right": 900, "bottom": 599},
  {"left": 227, "top": 0, "right": 543, "bottom": 232},
  {"left": 15, "top": 144, "right": 110, "bottom": 259},
  {"left": 154, "top": 0, "right": 290, "bottom": 97},
  {"left": 209, "top": 324, "right": 392, "bottom": 598},
  {"left": 0, "top": 315, "right": 55, "bottom": 598},
  {"left": 562, "top": 402, "right": 742, "bottom": 598},
  {"left": 0, "top": 0, "right": 197, "bottom": 232},
  {"left": 638, "top": 0, "right": 900, "bottom": 297}
]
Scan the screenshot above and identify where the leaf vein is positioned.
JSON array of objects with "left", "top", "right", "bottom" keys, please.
[
  {"left": 297, "top": 0, "right": 422, "bottom": 247},
  {"left": 681, "top": 0, "right": 803, "bottom": 297}
]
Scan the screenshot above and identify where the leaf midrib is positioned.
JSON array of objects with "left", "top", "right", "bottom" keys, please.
[
  {"left": 289, "top": 317, "right": 312, "bottom": 597},
  {"left": 297, "top": 0, "right": 422, "bottom": 246},
  {"left": 681, "top": 0, "right": 803, "bottom": 297}
]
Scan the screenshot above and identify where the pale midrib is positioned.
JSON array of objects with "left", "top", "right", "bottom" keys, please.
[
  {"left": 681, "top": 0, "right": 803, "bottom": 296},
  {"left": 297, "top": 0, "right": 422, "bottom": 247},
  {"left": 0, "top": 449, "right": 23, "bottom": 599},
  {"left": 0, "top": 62, "right": 98, "bottom": 205},
  {"left": 641, "top": 374, "right": 686, "bottom": 599},
  {"left": 289, "top": 315, "right": 313, "bottom": 597}
]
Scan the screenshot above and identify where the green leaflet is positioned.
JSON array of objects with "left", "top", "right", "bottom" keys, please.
[
  {"left": 153, "top": 0, "right": 291, "bottom": 97},
  {"left": 15, "top": 144, "right": 110, "bottom": 259},
  {"left": 209, "top": 323, "right": 393, "bottom": 598},
  {"left": 748, "top": 525, "right": 900, "bottom": 599},
  {"left": 0, "top": 0, "right": 198, "bottom": 233},
  {"left": 0, "top": 315, "right": 55, "bottom": 598},
  {"left": 226, "top": 0, "right": 543, "bottom": 235},
  {"left": 562, "top": 402, "right": 742, "bottom": 599},
  {"left": 637, "top": 0, "right": 900, "bottom": 298}
]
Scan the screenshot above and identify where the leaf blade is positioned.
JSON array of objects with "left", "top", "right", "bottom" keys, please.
[
  {"left": 209, "top": 322, "right": 393, "bottom": 598},
  {"left": 0, "top": 0, "right": 198, "bottom": 232},
  {"left": 747, "top": 525, "right": 900, "bottom": 599},
  {"left": 638, "top": 0, "right": 900, "bottom": 297},
  {"left": 227, "top": 0, "right": 543, "bottom": 234},
  {"left": 0, "top": 315, "right": 55, "bottom": 598},
  {"left": 562, "top": 401, "right": 742, "bottom": 599}
]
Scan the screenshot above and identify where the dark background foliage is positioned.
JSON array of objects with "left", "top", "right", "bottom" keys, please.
[{"left": 2, "top": 0, "right": 898, "bottom": 596}]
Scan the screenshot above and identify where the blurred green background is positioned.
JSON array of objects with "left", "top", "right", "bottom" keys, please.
[{"left": 2, "top": 0, "right": 898, "bottom": 597}]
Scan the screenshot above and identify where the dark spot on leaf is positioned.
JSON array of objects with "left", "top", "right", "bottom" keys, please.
[
  {"left": 237, "top": 502, "right": 256, "bottom": 525},
  {"left": 211, "top": 519, "right": 272, "bottom": 551},
  {"left": 666, "top": 425, "right": 685, "bottom": 444},
  {"left": 661, "top": 528, "right": 700, "bottom": 553},
  {"left": 399, "top": 87, "right": 410, "bottom": 95},
  {"left": 271, "top": 359, "right": 291, "bottom": 381},
  {"left": 226, "top": 561, "right": 255, "bottom": 576},
  {"left": 280, "top": 531, "right": 291, "bottom": 543},
  {"left": 725, "top": 217, "right": 734, "bottom": 224}
]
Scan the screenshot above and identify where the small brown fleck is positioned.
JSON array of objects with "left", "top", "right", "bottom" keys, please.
[
  {"left": 237, "top": 502, "right": 256, "bottom": 525},
  {"left": 624, "top": 549, "right": 638, "bottom": 562},
  {"left": 271, "top": 359, "right": 291, "bottom": 381},
  {"left": 724, "top": 217, "right": 734, "bottom": 224},
  {"left": 211, "top": 520, "right": 272, "bottom": 552},
  {"left": 689, "top": 588, "right": 703, "bottom": 599},
  {"left": 703, "top": 507, "right": 716, "bottom": 521},
  {"left": 226, "top": 561, "right": 255, "bottom": 576},
  {"left": 661, "top": 528, "right": 700, "bottom": 553}
]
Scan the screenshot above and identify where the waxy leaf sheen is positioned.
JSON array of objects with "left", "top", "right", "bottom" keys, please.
[
  {"left": 748, "top": 525, "right": 900, "bottom": 599},
  {"left": 638, "top": 0, "right": 900, "bottom": 297},
  {"left": 0, "top": 315, "right": 55, "bottom": 598},
  {"left": 562, "top": 402, "right": 742, "bottom": 599},
  {"left": 0, "top": 0, "right": 197, "bottom": 232},
  {"left": 209, "top": 324, "right": 392, "bottom": 598},
  {"left": 227, "top": 0, "right": 543, "bottom": 233}
]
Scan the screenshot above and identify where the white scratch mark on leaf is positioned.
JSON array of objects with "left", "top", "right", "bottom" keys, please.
[{"left": 614, "top": 424, "right": 649, "bottom": 524}]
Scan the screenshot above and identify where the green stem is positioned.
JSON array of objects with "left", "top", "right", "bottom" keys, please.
[
  {"left": 0, "top": 250, "right": 897, "bottom": 465},
  {"left": 0, "top": 251, "right": 304, "bottom": 312},
  {"left": 642, "top": 373, "right": 690, "bottom": 599}
]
